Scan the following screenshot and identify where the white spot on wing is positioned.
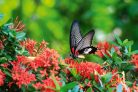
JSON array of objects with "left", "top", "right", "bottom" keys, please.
[{"left": 84, "top": 48, "right": 92, "bottom": 54}]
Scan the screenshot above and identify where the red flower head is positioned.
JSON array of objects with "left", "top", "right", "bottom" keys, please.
[
  {"left": 65, "top": 58, "right": 78, "bottom": 68},
  {"left": 0, "top": 70, "right": 5, "bottom": 86},
  {"left": 65, "top": 58, "right": 103, "bottom": 81},
  {"left": 30, "top": 48, "right": 60, "bottom": 69},
  {"left": 76, "top": 62, "right": 103, "bottom": 80},
  {"left": 96, "top": 41, "right": 121, "bottom": 58},
  {"left": 96, "top": 41, "right": 111, "bottom": 58},
  {"left": 131, "top": 54, "right": 138, "bottom": 71},
  {"left": 11, "top": 56, "right": 36, "bottom": 88},
  {"left": 20, "top": 39, "right": 37, "bottom": 55},
  {"left": 20, "top": 39, "right": 48, "bottom": 56},
  {"left": 33, "top": 77, "right": 61, "bottom": 92}
]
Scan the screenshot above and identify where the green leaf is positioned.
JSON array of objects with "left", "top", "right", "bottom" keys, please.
[
  {"left": 101, "top": 72, "right": 112, "bottom": 84},
  {"left": 86, "top": 87, "right": 92, "bottom": 92},
  {"left": 0, "top": 57, "right": 7, "bottom": 64},
  {"left": 3, "top": 69, "right": 12, "bottom": 77},
  {"left": 110, "top": 48, "right": 115, "bottom": 56},
  {"left": 60, "top": 82, "right": 77, "bottom": 92},
  {"left": 117, "top": 83, "right": 122, "bottom": 92},
  {"left": 9, "top": 30, "right": 16, "bottom": 38},
  {"left": 112, "top": 52, "right": 117, "bottom": 59},
  {"left": 130, "top": 50, "right": 138, "bottom": 54},
  {"left": 126, "top": 81, "right": 133, "bottom": 86},
  {"left": 123, "top": 39, "right": 133, "bottom": 47},
  {"left": 109, "top": 41, "right": 119, "bottom": 46},
  {"left": 21, "top": 85, "right": 26, "bottom": 92},
  {"left": 114, "top": 57, "right": 122, "bottom": 64},
  {"left": 70, "top": 68, "right": 77, "bottom": 77},
  {"left": 16, "top": 32, "right": 26, "bottom": 41},
  {"left": 123, "top": 64, "right": 135, "bottom": 70},
  {"left": 114, "top": 34, "right": 122, "bottom": 45}
]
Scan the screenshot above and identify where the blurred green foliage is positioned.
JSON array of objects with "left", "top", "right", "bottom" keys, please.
[{"left": 0, "top": 0, "right": 138, "bottom": 58}]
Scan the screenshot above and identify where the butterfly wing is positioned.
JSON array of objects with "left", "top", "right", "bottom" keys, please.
[
  {"left": 76, "top": 30, "right": 95, "bottom": 50},
  {"left": 78, "top": 46, "right": 97, "bottom": 55},
  {"left": 76, "top": 30, "right": 97, "bottom": 55},
  {"left": 70, "top": 20, "right": 82, "bottom": 54}
]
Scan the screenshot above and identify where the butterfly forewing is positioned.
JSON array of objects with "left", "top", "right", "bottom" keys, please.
[
  {"left": 76, "top": 30, "right": 95, "bottom": 51},
  {"left": 70, "top": 20, "right": 82, "bottom": 54}
]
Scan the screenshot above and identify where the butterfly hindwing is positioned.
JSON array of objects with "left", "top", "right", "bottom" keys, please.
[
  {"left": 78, "top": 46, "right": 97, "bottom": 55},
  {"left": 76, "top": 30, "right": 95, "bottom": 51}
]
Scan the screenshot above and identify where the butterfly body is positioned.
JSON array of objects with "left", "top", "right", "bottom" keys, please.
[{"left": 70, "top": 20, "right": 97, "bottom": 59}]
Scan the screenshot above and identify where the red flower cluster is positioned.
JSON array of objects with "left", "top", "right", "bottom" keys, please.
[
  {"left": 96, "top": 41, "right": 110, "bottom": 57},
  {"left": 20, "top": 39, "right": 37, "bottom": 55},
  {"left": 20, "top": 40, "right": 61, "bottom": 90},
  {"left": 131, "top": 54, "right": 138, "bottom": 71},
  {"left": 65, "top": 58, "right": 103, "bottom": 80},
  {"left": 11, "top": 56, "right": 36, "bottom": 88},
  {"left": 33, "top": 77, "right": 61, "bottom": 92},
  {"left": 29, "top": 48, "right": 60, "bottom": 75},
  {"left": 21, "top": 39, "right": 48, "bottom": 56},
  {"left": 96, "top": 41, "right": 120, "bottom": 58},
  {"left": 76, "top": 62, "right": 102, "bottom": 79},
  {"left": 0, "top": 70, "right": 5, "bottom": 86}
]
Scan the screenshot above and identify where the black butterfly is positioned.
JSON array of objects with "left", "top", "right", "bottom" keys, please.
[{"left": 70, "top": 20, "right": 97, "bottom": 59}]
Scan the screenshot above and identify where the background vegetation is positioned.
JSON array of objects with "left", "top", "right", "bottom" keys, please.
[{"left": 0, "top": 0, "right": 138, "bottom": 58}]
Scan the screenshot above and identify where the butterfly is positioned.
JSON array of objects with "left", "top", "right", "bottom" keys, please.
[{"left": 70, "top": 20, "right": 97, "bottom": 59}]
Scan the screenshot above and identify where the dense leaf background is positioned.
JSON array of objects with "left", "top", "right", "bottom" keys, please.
[{"left": 0, "top": 0, "right": 138, "bottom": 58}]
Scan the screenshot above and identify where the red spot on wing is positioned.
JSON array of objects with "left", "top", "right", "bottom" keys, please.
[
  {"left": 72, "top": 48, "right": 79, "bottom": 55},
  {"left": 75, "top": 50, "right": 79, "bottom": 55},
  {"left": 71, "top": 48, "right": 75, "bottom": 53}
]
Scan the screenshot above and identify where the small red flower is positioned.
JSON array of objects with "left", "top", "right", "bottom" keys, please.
[
  {"left": 131, "top": 54, "right": 138, "bottom": 71},
  {"left": 20, "top": 39, "right": 37, "bottom": 55},
  {"left": 96, "top": 41, "right": 111, "bottom": 57},
  {"left": 65, "top": 58, "right": 78, "bottom": 68},
  {"left": 0, "top": 70, "right": 5, "bottom": 86}
]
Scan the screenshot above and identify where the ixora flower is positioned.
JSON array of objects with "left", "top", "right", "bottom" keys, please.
[
  {"left": 131, "top": 54, "right": 138, "bottom": 71},
  {"left": 110, "top": 72, "right": 138, "bottom": 92},
  {"left": 12, "top": 40, "right": 61, "bottom": 90},
  {"left": 96, "top": 41, "right": 120, "bottom": 58},
  {"left": 11, "top": 57, "right": 36, "bottom": 88},
  {"left": 20, "top": 39, "right": 37, "bottom": 55},
  {"left": 29, "top": 48, "right": 60, "bottom": 73},
  {"left": 20, "top": 39, "right": 48, "bottom": 56},
  {"left": 65, "top": 58, "right": 103, "bottom": 80},
  {"left": 0, "top": 70, "right": 5, "bottom": 86},
  {"left": 33, "top": 77, "right": 61, "bottom": 92},
  {"left": 76, "top": 62, "right": 103, "bottom": 79}
]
